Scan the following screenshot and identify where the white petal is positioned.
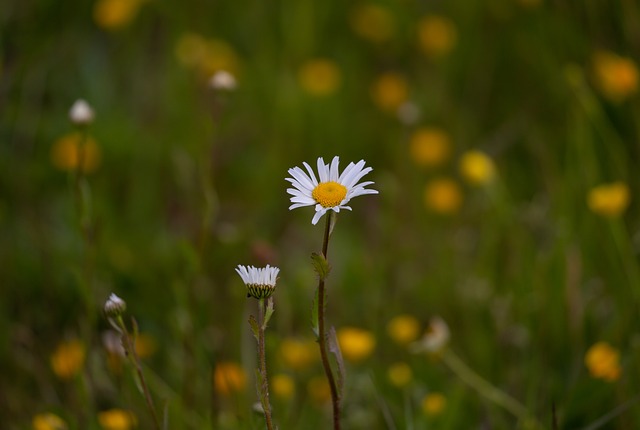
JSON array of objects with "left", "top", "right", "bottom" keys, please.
[
  {"left": 312, "top": 208, "right": 328, "bottom": 225},
  {"left": 317, "top": 157, "right": 329, "bottom": 183},
  {"left": 303, "top": 162, "right": 319, "bottom": 185},
  {"left": 329, "top": 156, "right": 340, "bottom": 181},
  {"left": 287, "top": 167, "right": 315, "bottom": 191}
]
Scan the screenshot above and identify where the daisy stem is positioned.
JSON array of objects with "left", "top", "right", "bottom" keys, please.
[
  {"left": 317, "top": 212, "right": 341, "bottom": 430},
  {"left": 258, "top": 298, "right": 275, "bottom": 430}
]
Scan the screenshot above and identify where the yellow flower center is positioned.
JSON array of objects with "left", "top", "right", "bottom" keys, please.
[{"left": 312, "top": 181, "right": 347, "bottom": 208}]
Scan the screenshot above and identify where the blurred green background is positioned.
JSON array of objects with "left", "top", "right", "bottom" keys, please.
[{"left": 2, "top": 0, "right": 640, "bottom": 428}]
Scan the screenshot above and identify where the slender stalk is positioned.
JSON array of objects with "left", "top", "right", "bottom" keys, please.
[
  {"left": 317, "top": 212, "right": 341, "bottom": 429},
  {"left": 442, "top": 349, "right": 542, "bottom": 429},
  {"left": 258, "top": 299, "right": 274, "bottom": 430},
  {"left": 116, "top": 316, "right": 162, "bottom": 430}
]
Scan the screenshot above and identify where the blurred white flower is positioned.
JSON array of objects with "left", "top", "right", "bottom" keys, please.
[
  {"left": 69, "top": 99, "right": 95, "bottom": 125},
  {"left": 235, "top": 264, "right": 280, "bottom": 299},
  {"left": 209, "top": 70, "right": 237, "bottom": 91},
  {"left": 411, "top": 316, "right": 450, "bottom": 354},
  {"left": 286, "top": 156, "right": 378, "bottom": 225}
]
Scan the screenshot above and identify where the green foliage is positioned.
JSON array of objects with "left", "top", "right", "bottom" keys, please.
[{"left": 2, "top": 0, "right": 640, "bottom": 428}]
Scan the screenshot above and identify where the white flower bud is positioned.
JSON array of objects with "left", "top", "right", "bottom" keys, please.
[
  {"left": 104, "top": 293, "right": 126, "bottom": 317},
  {"left": 69, "top": 99, "right": 95, "bottom": 125},
  {"left": 410, "top": 316, "right": 450, "bottom": 354},
  {"left": 209, "top": 70, "right": 237, "bottom": 91}
]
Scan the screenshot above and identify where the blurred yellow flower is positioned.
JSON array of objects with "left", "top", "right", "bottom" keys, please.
[
  {"left": 307, "top": 375, "right": 331, "bottom": 405},
  {"left": 93, "top": 0, "right": 144, "bottom": 30},
  {"left": 371, "top": 72, "right": 409, "bottom": 113},
  {"left": 587, "top": 182, "right": 630, "bottom": 218},
  {"left": 387, "top": 314, "right": 420, "bottom": 345},
  {"left": 409, "top": 128, "right": 451, "bottom": 168},
  {"left": 51, "top": 132, "right": 101, "bottom": 173},
  {"left": 175, "top": 34, "right": 239, "bottom": 79},
  {"left": 585, "top": 342, "right": 621, "bottom": 382},
  {"left": 350, "top": 4, "right": 395, "bottom": 43},
  {"left": 387, "top": 362, "right": 413, "bottom": 388},
  {"left": 213, "top": 361, "right": 247, "bottom": 396},
  {"left": 424, "top": 179, "right": 463, "bottom": 214},
  {"left": 32, "top": 413, "right": 67, "bottom": 430},
  {"left": 337, "top": 327, "right": 376, "bottom": 363},
  {"left": 50, "top": 339, "right": 85, "bottom": 380},
  {"left": 271, "top": 373, "right": 295, "bottom": 399},
  {"left": 459, "top": 150, "right": 496, "bottom": 186},
  {"left": 280, "top": 338, "right": 317, "bottom": 371},
  {"left": 298, "top": 59, "right": 342, "bottom": 96},
  {"left": 417, "top": 16, "right": 457, "bottom": 58},
  {"left": 134, "top": 333, "right": 157, "bottom": 359},
  {"left": 422, "top": 392, "right": 447, "bottom": 416},
  {"left": 97, "top": 409, "right": 137, "bottom": 430},
  {"left": 593, "top": 51, "right": 638, "bottom": 103}
]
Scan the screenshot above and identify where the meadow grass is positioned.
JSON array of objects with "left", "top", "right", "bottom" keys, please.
[{"left": 2, "top": 0, "right": 640, "bottom": 428}]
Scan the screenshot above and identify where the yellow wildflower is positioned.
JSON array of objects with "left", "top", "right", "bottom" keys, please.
[
  {"left": 93, "top": 0, "right": 144, "bottom": 30},
  {"left": 422, "top": 392, "right": 447, "bottom": 416},
  {"left": 424, "top": 179, "right": 463, "bottom": 214},
  {"left": 280, "top": 338, "right": 317, "bottom": 371},
  {"left": 387, "top": 314, "right": 420, "bottom": 345},
  {"left": 50, "top": 339, "right": 85, "bottom": 380},
  {"left": 213, "top": 362, "right": 247, "bottom": 396},
  {"left": 587, "top": 182, "right": 630, "bottom": 218},
  {"left": 417, "top": 16, "right": 457, "bottom": 58},
  {"left": 337, "top": 327, "right": 376, "bottom": 363},
  {"left": 409, "top": 128, "right": 451, "bottom": 167},
  {"left": 585, "top": 342, "right": 621, "bottom": 382},
  {"left": 97, "top": 409, "right": 137, "bottom": 430},
  {"left": 271, "top": 374, "right": 295, "bottom": 399},
  {"left": 371, "top": 72, "right": 409, "bottom": 113},
  {"left": 175, "top": 34, "right": 239, "bottom": 78},
  {"left": 592, "top": 51, "right": 638, "bottom": 103},
  {"left": 32, "top": 413, "right": 67, "bottom": 430},
  {"left": 307, "top": 375, "right": 331, "bottom": 405},
  {"left": 387, "top": 362, "right": 413, "bottom": 388},
  {"left": 298, "top": 59, "right": 342, "bottom": 96},
  {"left": 350, "top": 4, "right": 395, "bottom": 43},
  {"left": 459, "top": 150, "right": 496, "bottom": 186},
  {"left": 51, "top": 132, "right": 101, "bottom": 173}
]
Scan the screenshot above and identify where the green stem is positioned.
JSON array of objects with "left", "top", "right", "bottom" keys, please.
[
  {"left": 442, "top": 349, "right": 542, "bottom": 428},
  {"left": 258, "top": 299, "right": 275, "bottom": 430},
  {"left": 317, "top": 212, "right": 341, "bottom": 430},
  {"left": 117, "top": 316, "right": 162, "bottom": 430}
]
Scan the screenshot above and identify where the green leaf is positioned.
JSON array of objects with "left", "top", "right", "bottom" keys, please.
[
  {"left": 262, "top": 297, "right": 275, "bottom": 329},
  {"left": 248, "top": 315, "right": 259, "bottom": 342},
  {"left": 310, "top": 252, "right": 331, "bottom": 280},
  {"left": 328, "top": 326, "right": 345, "bottom": 401},
  {"left": 311, "top": 287, "right": 320, "bottom": 338}
]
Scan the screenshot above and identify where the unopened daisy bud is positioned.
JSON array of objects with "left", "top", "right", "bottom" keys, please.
[
  {"left": 209, "top": 70, "right": 237, "bottom": 91},
  {"left": 104, "top": 293, "right": 126, "bottom": 317},
  {"left": 235, "top": 264, "right": 280, "bottom": 299},
  {"left": 69, "top": 99, "right": 95, "bottom": 126}
]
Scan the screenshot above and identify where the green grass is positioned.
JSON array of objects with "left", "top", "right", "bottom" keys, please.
[{"left": 2, "top": 0, "right": 640, "bottom": 428}]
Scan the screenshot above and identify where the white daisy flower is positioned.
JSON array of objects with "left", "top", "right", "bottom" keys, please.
[
  {"left": 286, "top": 156, "right": 379, "bottom": 225},
  {"left": 235, "top": 264, "right": 280, "bottom": 299}
]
